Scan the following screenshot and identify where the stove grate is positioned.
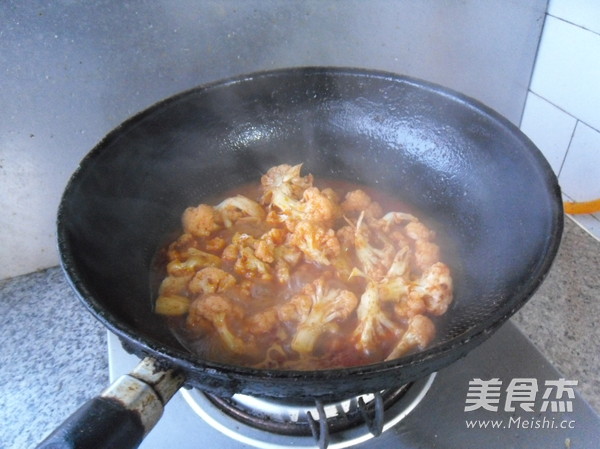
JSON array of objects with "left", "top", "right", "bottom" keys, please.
[{"left": 204, "top": 385, "right": 410, "bottom": 449}]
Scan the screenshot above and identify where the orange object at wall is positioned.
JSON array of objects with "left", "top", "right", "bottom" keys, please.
[{"left": 564, "top": 199, "right": 600, "bottom": 215}]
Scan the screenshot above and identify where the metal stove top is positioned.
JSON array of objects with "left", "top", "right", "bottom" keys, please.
[{"left": 108, "top": 321, "right": 600, "bottom": 448}]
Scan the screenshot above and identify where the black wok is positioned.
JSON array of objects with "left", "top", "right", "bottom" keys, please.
[{"left": 41, "top": 67, "right": 562, "bottom": 448}]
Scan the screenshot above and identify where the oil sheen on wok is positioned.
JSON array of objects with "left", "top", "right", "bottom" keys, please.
[{"left": 154, "top": 164, "right": 453, "bottom": 370}]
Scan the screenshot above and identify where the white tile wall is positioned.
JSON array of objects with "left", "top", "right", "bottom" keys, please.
[
  {"left": 529, "top": 16, "right": 600, "bottom": 132},
  {"left": 520, "top": 93, "right": 576, "bottom": 174},
  {"left": 521, "top": 0, "right": 600, "bottom": 241},
  {"left": 548, "top": 0, "right": 600, "bottom": 35},
  {"left": 560, "top": 122, "right": 600, "bottom": 201}
]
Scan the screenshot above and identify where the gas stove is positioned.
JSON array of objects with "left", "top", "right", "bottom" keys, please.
[{"left": 108, "top": 321, "right": 600, "bottom": 448}]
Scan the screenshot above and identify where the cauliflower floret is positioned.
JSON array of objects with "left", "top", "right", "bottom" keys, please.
[
  {"left": 376, "top": 211, "right": 418, "bottom": 233},
  {"left": 367, "top": 213, "right": 439, "bottom": 273},
  {"left": 215, "top": 194, "right": 266, "bottom": 228},
  {"left": 353, "top": 212, "right": 396, "bottom": 281},
  {"left": 393, "top": 295, "right": 427, "bottom": 319},
  {"left": 182, "top": 204, "right": 221, "bottom": 237},
  {"left": 388, "top": 229, "right": 411, "bottom": 248},
  {"left": 273, "top": 259, "right": 292, "bottom": 284},
  {"left": 341, "top": 189, "right": 383, "bottom": 219},
  {"left": 245, "top": 290, "right": 312, "bottom": 336},
  {"left": 188, "top": 294, "right": 242, "bottom": 323},
  {"left": 167, "top": 233, "right": 200, "bottom": 260},
  {"left": 272, "top": 244, "right": 302, "bottom": 284},
  {"left": 253, "top": 236, "right": 276, "bottom": 263},
  {"left": 389, "top": 248, "right": 428, "bottom": 318},
  {"left": 409, "top": 262, "right": 453, "bottom": 315},
  {"left": 288, "top": 221, "right": 341, "bottom": 266},
  {"left": 205, "top": 236, "right": 227, "bottom": 254},
  {"left": 404, "top": 221, "right": 435, "bottom": 241},
  {"left": 401, "top": 220, "right": 440, "bottom": 272},
  {"left": 167, "top": 248, "right": 221, "bottom": 277},
  {"left": 330, "top": 253, "right": 354, "bottom": 283},
  {"left": 336, "top": 225, "right": 355, "bottom": 250},
  {"left": 332, "top": 227, "right": 357, "bottom": 281},
  {"left": 413, "top": 240, "right": 440, "bottom": 272},
  {"left": 291, "top": 278, "right": 358, "bottom": 354},
  {"left": 187, "top": 294, "right": 255, "bottom": 355},
  {"left": 270, "top": 186, "right": 340, "bottom": 229},
  {"left": 385, "top": 314, "right": 435, "bottom": 360},
  {"left": 277, "top": 291, "right": 313, "bottom": 322},
  {"left": 245, "top": 308, "right": 279, "bottom": 335},
  {"left": 348, "top": 245, "right": 411, "bottom": 304},
  {"left": 377, "top": 246, "right": 411, "bottom": 302},
  {"left": 253, "top": 228, "right": 289, "bottom": 264},
  {"left": 321, "top": 187, "right": 340, "bottom": 205},
  {"left": 384, "top": 245, "right": 411, "bottom": 279},
  {"left": 264, "top": 210, "right": 285, "bottom": 227},
  {"left": 221, "top": 232, "right": 251, "bottom": 262},
  {"left": 260, "top": 163, "right": 313, "bottom": 205},
  {"left": 188, "top": 267, "right": 236, "bottom": 295},
  {"left": 342, "top": 189, "right": 372, "bottom": 212},
  {"left": 299, "top": 187, "right": 341, "bottom": 225},
  {"left": 366, "top": 202, "right": 383, "bottom": 219},
  {"left": 265, "top": 227, "right": 288, "bottom": 245},
  {"left": 261, "top": 164, "right": 338, "bottom": 228},
  {"left": 158, "top": 274, "right": 193, "bottom": 296},
  {"left": 155, "top": 295, "right": 191, "bottom": 316},
  {"left": 235, "top": 246, "right": 272, "bottom": 280},
  {"left": 222, "top": 233, "right": 273, "bottom": 280},
  {"left": 352, "top": 281, "right": 403, "bottom": 355}
]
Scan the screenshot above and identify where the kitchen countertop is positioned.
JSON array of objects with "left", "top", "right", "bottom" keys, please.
[{"left": 0, "top": 217, "right": 598, "bottom": 449}]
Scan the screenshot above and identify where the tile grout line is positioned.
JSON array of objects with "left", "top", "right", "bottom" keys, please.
[
  {"left": 526, "top": 90, "right": 600, "bottom": 135},
  {"left": 556, "top": 120, "right": 579, "bottom": 178},
  {"left": 546, "top": 13, "right": 600, "bottom": 38}
]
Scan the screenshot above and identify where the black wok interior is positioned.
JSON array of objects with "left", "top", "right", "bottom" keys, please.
[{"left": 57, "top": 67, "right": 562, "bottom": 399}]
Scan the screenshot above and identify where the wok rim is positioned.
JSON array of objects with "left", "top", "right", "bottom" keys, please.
[{"left": 57, "top": 66, "right": 564, "bottom": 386}]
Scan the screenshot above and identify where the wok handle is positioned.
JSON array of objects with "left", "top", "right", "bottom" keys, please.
[{"left": 36, "top": 357, "right": 186, "bottom": 449}]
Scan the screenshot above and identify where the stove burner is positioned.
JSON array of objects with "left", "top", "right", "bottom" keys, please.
[
  {"left": 205, "top": 386, "right": 408, "bottom": 437},
  {"left": 181, "top": 373, "right": 436, "bottom": 449}
]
